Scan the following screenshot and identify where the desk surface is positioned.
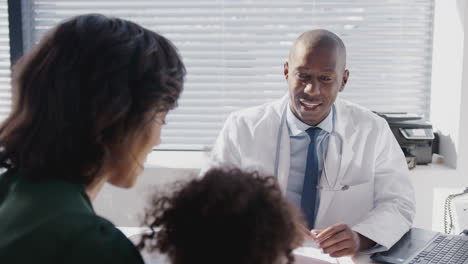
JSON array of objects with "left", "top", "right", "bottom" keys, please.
[
  {"left": 119, "top": 227, "right": 377, "bottom": 264},
  {"left": 140, "top": 252, "right": 376, "bottom": 264},
  {"left": 352, "top": 254, "right": 377, "bottom": 264}
]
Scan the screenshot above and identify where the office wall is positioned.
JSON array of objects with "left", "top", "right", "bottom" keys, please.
[
  {"left": 457, "top": 0, "right": 468, "bottom": 174},
  {"left": 430, "top": 0, "right": 466, "bottom": 169},
  {"left": 94, "top": 167, "right": 198, "bottom": 226}
]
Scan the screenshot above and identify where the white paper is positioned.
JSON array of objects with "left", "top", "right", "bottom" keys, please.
[
  {"left": 294, "top": 246, "right": 355, "bottom": 264},
  {"left": 294, "top": 247, "right": 338, "bottom": 264}
]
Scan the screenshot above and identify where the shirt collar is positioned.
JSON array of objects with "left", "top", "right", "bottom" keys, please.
[{"left": 286, "top": 104, "right": 334, "bottom": 137}]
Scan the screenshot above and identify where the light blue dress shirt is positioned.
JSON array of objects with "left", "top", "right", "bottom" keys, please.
[
  {"left": 285, "top": 104, "right": 334, "bottom": 209},
  {"left": 285, "top": 106, "right": 382, "bottom": 248}
]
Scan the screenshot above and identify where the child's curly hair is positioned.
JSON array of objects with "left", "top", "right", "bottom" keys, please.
[{"left": 138, "top": 168, "right": 305, "bottom": 264}]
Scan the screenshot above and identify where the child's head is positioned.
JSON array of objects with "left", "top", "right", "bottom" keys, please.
[{"left": 138, "top": 168, "right": 305, "bottom": 264}]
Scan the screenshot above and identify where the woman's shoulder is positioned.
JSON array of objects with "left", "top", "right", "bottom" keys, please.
[
  {"left": 0, "top": 169, "right": 18, "bottom": 203},
  {"left": 50, "top": 213, "right": 144, "bottom": 264}
]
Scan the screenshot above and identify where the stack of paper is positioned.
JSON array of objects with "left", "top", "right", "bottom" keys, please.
[{"left": 294, "top": 247, "right": 354, "bottom": 264}]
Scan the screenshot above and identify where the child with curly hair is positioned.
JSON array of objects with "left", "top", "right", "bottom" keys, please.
[{"left": 138, "top": 168, "right": 306, "bottom": 264}]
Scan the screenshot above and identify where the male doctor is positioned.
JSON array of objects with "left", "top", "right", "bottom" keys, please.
[{"left": 205, "top": 29, "right": 415, "bottom": 257}]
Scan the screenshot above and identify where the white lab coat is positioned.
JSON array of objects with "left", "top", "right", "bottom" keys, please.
[{"left": 204, "top": 95, "right": 415, "bottom": 251}]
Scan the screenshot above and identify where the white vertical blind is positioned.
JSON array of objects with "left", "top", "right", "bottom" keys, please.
[
  {"left": 0, "top": 0, "right": 11, "bottom": 121},
  {"left": 26, "top": 0, "right": 434, "bottom": 150}
]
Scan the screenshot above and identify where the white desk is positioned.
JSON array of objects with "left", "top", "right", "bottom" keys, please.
[
  {"left": 139, "top": 250, "right": 375, "bottom": 264},
  {"left": 119, "top": 227, "right": 377, "bottom": 264},
  {"left": 294, "top": 246, "right": 376, "bottom": 264},
  {"left": 352, "top": 254, "right": 377, "bottom": 264},
  {"left": 139, "top": 251, "right": 375, "bottom": 264}
]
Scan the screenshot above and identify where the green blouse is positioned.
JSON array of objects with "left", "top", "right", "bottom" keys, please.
[{"left": 0, "top": 169, "right": 144, "bottom": 264}]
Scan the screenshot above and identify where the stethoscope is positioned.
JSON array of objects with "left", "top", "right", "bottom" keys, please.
[{"left": 274, "top": 100, "right": 350, "bottom": 192}]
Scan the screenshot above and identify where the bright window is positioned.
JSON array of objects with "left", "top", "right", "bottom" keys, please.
[
  {"left": 20, "top": 0, "right": 434, "bottom": 150},
  {"left": 0, "top": 0, "right": 11, "bottom": 121}
]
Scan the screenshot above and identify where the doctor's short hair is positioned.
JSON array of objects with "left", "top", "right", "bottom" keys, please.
[
  {"left": 0, "top": 14, "right": 185, "bottom": 184},
  {"left": 138, "top": 168, "right": 305, "bottom": 264}
]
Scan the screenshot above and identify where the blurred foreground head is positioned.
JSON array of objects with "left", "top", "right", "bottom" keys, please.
[{"left": 0, "top": 14, "right": 185, "bottom": 187}]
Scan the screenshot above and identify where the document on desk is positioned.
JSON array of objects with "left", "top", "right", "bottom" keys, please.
[{"left": 294, "top": 247, "right": 354, "bottom": 264}]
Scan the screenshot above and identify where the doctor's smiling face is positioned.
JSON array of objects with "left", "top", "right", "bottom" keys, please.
[{"left": 284, "top": 30, "right": 349, "bottom": 126}]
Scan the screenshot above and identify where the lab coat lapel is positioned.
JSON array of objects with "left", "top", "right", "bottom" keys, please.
[
  {"left": 315, "top": 99, "right": 355, "bottom": 225},
  {"left": 315, "top": 136, "right": 341, "bottom": 224},
  {"left": 334, "top": 99, "right": 356, "bottom": 184},
  {"left": 276, "top": 123, "right": 290, "bottom": 193},
  {"left": 273, "top": 94, "right": 291, "bottom": 193}
]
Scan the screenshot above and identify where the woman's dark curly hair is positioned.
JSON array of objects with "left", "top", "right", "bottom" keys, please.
[
  {"left": 138, "top": 168, "right": 305, "bottom": 264},
  {"left": 0, "top": 14, "right": 185, "bottom": 184}
]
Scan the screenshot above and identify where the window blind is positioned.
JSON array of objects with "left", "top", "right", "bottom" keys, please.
[
  {"left": 24, "top": 0, "right": 434, "bottom": 150},
  {"left": 0, "top": 0, "right": 10, "bottom": 122}
]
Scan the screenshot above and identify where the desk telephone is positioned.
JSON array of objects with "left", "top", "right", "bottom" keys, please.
[{"left": 444, "top": 187, "right": 468, "bottom": 235}]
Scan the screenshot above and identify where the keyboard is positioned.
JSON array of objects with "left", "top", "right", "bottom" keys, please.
[{"left": 409, "top": 235, "right": 468, "bottom": 264}]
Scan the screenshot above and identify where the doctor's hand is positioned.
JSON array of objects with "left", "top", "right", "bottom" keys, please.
[{"left": 311, "top": 223, "right": 376, "bottom": 258}]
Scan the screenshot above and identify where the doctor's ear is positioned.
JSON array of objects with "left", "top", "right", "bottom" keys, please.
[
  {"left": 283, "top": 62, "right": 289, "bottom": 80},
  {"left": 339, "top": 69, "right": 349, "bottom": 92}
]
